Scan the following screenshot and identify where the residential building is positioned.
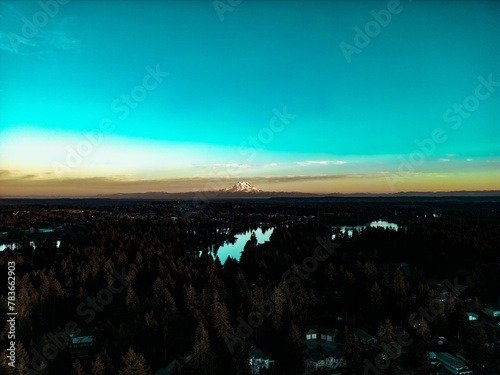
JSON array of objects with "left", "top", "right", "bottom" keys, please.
[
  {"left": 466, "top": 312, "right": 478, "bottom": 321},
  {"left": 435, "top": 352, "right": 473, "bottom": 375},
  {"left": 68, "top": 330, "right": 95, "bottom": 360},
  {"left": 355, "top": 329, "right": 377, "bottom": 346},
  {"left": 303, "top": 341, "right": 346, "bottom": 372},
  {"left": 482, "top": 305, "right": 500, "bottom": 318},
  {"left": 248, "top": 345, "right": 274, "bottom": 374},
  {"left": 305, "top": 328, "right": 336, "bottom": 342}
]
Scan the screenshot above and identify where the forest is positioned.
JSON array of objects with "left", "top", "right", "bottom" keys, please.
[{"left": 0, "top": 198, "right": 499, "bottom": 374}]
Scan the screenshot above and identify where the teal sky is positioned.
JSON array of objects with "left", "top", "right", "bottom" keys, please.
[{"left": 0, "top": 0, "right": 499, "bottom": 196}]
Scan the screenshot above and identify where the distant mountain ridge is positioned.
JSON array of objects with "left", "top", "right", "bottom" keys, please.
[
  {"left": 85, "top": 184, "right": 500, "bottom": 200},
  {"left": 2, "top": 183, "right": 499, "bottom": 200},
  {"left": 92, "top": 181, "right": 316, "bottom": 199}
]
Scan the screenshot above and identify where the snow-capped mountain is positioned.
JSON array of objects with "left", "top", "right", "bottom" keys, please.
[{"left": 222, "top": 181, "right": 262, "bottom": 193}]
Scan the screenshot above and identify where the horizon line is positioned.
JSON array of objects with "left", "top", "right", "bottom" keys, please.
[{"left": 1, "top": 189, "right": 500, "bottom": 200}]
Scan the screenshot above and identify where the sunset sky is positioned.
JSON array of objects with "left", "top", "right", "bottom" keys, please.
[{"left": 1, "top": 0, "right": 499, "bottom": 196}]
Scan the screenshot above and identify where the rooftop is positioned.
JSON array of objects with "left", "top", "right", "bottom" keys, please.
[
  {"left": 436, "top": 352, "right": 468, "bottom": 369},
  {"left": 355, "top": 329, "right": 377, "bottom": 343}
]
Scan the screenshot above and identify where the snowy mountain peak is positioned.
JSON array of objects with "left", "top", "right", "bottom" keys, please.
[{"left": 223, "top": 181, "right": 262, "bottom": 193}]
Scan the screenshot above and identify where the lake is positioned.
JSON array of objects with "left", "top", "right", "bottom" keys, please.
[
  {"left": 212, "top": 220, "right": 399, "bottom": 263},
  {"left": 210, "top": 227, "right": 274, "bottom": 264}
]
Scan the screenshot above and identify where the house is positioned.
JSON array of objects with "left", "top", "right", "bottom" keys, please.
[
  {"left": 306, "top": 346, "right": 346, "bottom": 371},
  {"left": 248, "top": 345, "right": 274, "bottom": 374},
  {"left": 305, "top": 328, "right": 336, "bottom": 342},
  {"left": 68, "top": 332, "right": 94, "bottom": 349},
  {"left": 466, "top": 312, "right": 478, "bottom": 321},
  {"left": 355, "top": 329, "right": 377, "bottom": 346},
  {"left": 306, "top": 329, "right": 318, "bottom": 340},
  {"left": 319, "top": 330, "right": 336, "bottom": 342},
  {"left": 68, "top": 330, "right": 95, "bottom": 359},
  {"left": 427, "top": 279, "right": 467, "bottom": 300},
  {"left": 303, "top": 341, "right": 346, "bottom": 372},
  {"left": 435, "top": 352, "right": 473, "bottom": 375},
  {"left": 482, "top": 305, "right": 500, "bottom": 318},
  {"left": 69, "top": 335, "right": 94, "bottom": 348}
]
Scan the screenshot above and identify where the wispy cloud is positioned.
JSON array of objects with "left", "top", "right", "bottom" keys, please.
[
  {"left": 210, "top": 163, "right": 250, "bottom": 169},
  {"left": 0, "top": 169, "right": 55, "bottom": 180},
  {"left": 0, "top": 172, "right": 385, "bottom": 195},
  {"left": 41, "top": 29, "right": 82, "bottom": 53},
  {"left": 439, "top": 158, "right": 451, "bottom": 162},
  {"left": 296, "top": 160, "right": 347, "bottom": 166},
  {"left": 0, "top": 2, "right": 81, "bottom": 56},
  {"left": 382, "top": 171, "right": 449, "bottom": 178},
  {"left": 251, "top": 174, "right": 369, "bottom": 184},
  {"left": 0, "top": 31, "right": 35, "bottom": 54}
]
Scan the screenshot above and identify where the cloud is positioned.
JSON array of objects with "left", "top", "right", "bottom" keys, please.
[
  {"left": 381, "top": 171, "right": 449, "bottom": 179},
  {"left": 439, "top": 158, "right": 450, "bottom": 162},
  {"left": 264, "top": 163, "right": 279, "bottom": 167},
  {"left": 0, "top": 172, "right": 388, "bottom": 196},
  {"left": 245, "top": 173, "right": 389, "bottom": 185},
  {"left": 0, "top": 2, "right": 81, "bottom": 56},
  {"left": 0, "top": 169, "right": 41, "bottom": 180},
  {"left": 466, "top": 158, "right": 473, "bottom": 162},
  {"left": 210, "top": 163, "right": 250, "bottom": 169},
  {"left": 0, "top": 31, "right": 35, "bottom": 54},
  {"left": 41, "top": 29, "right": 82, "bottom": 52},
  {"left": 296, "top": 160, "right": 347, "bottom": 166},
  {"left": 0, "top": 169, "right": 12, "bottom": 178}
]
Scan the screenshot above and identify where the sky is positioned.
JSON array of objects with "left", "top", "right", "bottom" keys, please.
[{"left": 0, "top": 0, "right": 499, "bottom": 196}]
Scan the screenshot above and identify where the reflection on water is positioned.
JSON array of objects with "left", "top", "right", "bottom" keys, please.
[
  {"left": 332, "top": 220, "right": 398, "bottom": 239},
  {"left": 369, "top": 220, "right": 398, "bottom": 230},
  {"left": 211, "top": 227, "right": 273, "bottom": 264},
  {"left": 0, "top": 228, "right": 60, "bottom": 252},
  {"left": 0, "top": 240, "right": 61, "bottom": 252},
  {"left": 38, "top": 228, "right": 55, "bottom": 233},
  {"left": 211, "top": 221, "right": 399, "bottom": 262}
]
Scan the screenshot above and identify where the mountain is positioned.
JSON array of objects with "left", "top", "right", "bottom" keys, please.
[
  {"left": 221, "top": 181, "right": 263, "bottom": 193},
  {"left": 16, "top": 184, "right": 497, "bottom": 200}
]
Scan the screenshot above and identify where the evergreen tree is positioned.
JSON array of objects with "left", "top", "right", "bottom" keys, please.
[
  {"left": 186, "top": 321, "right": 216, "bottom": 375},
  {"left": 369, "top": 282, "right": 383, "bottom": 320},
  {"left": 378, "top": 318, "right": 395, "bottom": 346},
  {"left": 14, "top": 342, "right": 31, "bottom": 375},
  {"left": 72, "top": 360, "right": 87, "bottom": 375},
  {"left": 0, "top": 349, "right": 14, "bottom": 375},
  {"left": 118, "top": 348, "right": 151, "bottom": 375},
  {"left": 90, "top": 354, "right": 106, "bottom": 375},
  {"left": 210, "top": 289, "right": 231, "bottom": 338}
]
